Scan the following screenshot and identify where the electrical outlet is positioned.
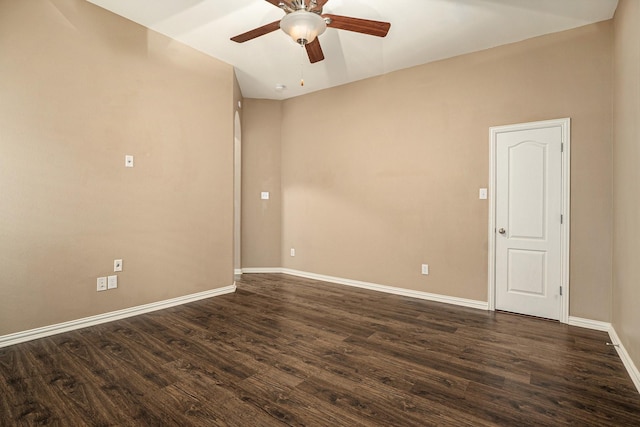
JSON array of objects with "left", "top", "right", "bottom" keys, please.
[
  {"left": 114, "top": 259, "right": 123, "bottom": 272},
  {"left": 97, "top": 277, "right": 107, "bottom": 292},
  {"left": 290, "top": 248, "right": 295, "bottom": 257},
  {"left": 107, "top": 275, "right": 118, "bottom": 290},
  {"left": 421, "top": 264, "right": 429, "bottom": 275},
  {"left": 261, "top": 192, "right": 270, "bottom": 200}
]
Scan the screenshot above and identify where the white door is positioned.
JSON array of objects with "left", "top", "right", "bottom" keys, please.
[{"left": 492, "top": 120, "right": 567, "bottom": 320}]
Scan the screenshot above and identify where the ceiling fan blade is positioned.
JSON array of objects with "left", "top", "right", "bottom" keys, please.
[
  {"left": 230, "top": 20, "right": 281, "bottom": 43},
  {"left": 305, "top": 38, "right": 325, "bottom": 63},
  {"left": 324, "top": 14, "right": 391, "bottom": 37}
]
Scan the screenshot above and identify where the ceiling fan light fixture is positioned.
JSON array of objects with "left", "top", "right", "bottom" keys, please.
[{"left": 280, "top": 10, "right": 326, "bottom": 45}]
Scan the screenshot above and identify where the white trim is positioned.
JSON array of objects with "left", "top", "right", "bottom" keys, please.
[
  {"left": 608, "top": 326, "right": 640, "bottom": 393},
  {"left": 281, "top": 268, "right": 488, "bottom": 310},
  {"left": 561, "top": 119, "right": 571, "bottom": 324},
  {"left": 488, "top": 118, "right": 571, "bottom": 323},
  {"left": 241, "top": 267, "right": 283, "bottom": 274},
  {"left": 488, "top": 128, "right": 497, "bottom": 312},
  {"left": 241, "top": 268, "right": 487, "bottom": 309},
  {"left": 233, "top": 111, "right": 242, "bottom": 274},
  {"left": 234, "top": 268, "right": 243, "bottom": 275},
  {"left": 567, "top": 318, "right": 640, "bottom": 393},
  {"left": 568, "top": 316, "right": 611, "bottom": 331},
  {"left": 0, "top": 284, "right": 236, "bottom": 348}
]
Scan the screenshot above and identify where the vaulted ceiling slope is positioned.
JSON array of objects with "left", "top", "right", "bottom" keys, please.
[{"left": 88, "top": 0, "right": 618, "bottom": 100}]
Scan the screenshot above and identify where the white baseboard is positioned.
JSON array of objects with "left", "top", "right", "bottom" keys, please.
[
  {"left": 568, "top": 316, "right": 611, "bottom": 331},
  {"left": 282, "top": 269, "right": 489, "bottom": 310},
  {"left": 608, "top": 326, "right": 640, "bottom": 393},
  {"left": 566, "top": 317, "right": 640, "bottom": 393},
  {"left": 241, "top": 267, "right": 283, "bottom": 274},
  {"left": 0, "top": 284, "right": 236, "bottom": 349},
  {"left": 234, "top": 268, "right": 243, "bottom": 275},
  {"left": 241, "top": 267, "right": 487, "bottom": 310}
]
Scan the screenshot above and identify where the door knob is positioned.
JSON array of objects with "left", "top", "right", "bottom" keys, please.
[{"left": 498, "top": 228, "right": 506, "bottom": 235}]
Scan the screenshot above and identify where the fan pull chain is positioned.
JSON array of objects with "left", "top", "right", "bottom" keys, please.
[{"left": 300, "top": 44, "right": 305, "bottom": 86}]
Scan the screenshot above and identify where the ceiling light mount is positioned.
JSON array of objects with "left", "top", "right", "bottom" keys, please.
[
  {"left": 278, "top": 0, "right": 316, "bottom": 13},
  {"left": 278, "top": 2, "right": 294, "bottom": 13},
  {"left": 291, "top": 0, "right": 309, "bottom": 11}
]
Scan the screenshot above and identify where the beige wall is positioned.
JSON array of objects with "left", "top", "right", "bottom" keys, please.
[
  {"left": 242, "top": 22, "right": 613, "bottom": 320},
  {"left": 241, "top": 100, "right": 282, "bottom": 268},
  {"left": 613, "top": 0, "right": 640, "bottom": 370},
  {"left": 0, "top": 0, "right": 235, "bottom": 335}
]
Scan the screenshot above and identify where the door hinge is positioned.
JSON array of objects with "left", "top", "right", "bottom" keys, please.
[
  {"left": 561, "top": 214, "right": 564, "bottom": 224},
  {"left": 561, "top": 143, "right": 564, "bottom": 153},
  {"left": 560, "top": 286, "right": 563, "bottom": 296}
]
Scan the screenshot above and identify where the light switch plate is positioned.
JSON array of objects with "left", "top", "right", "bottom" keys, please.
[
  {"left": 479, "top": 188, "right": 488, "bottom": 200},
  {"left": 107, "top": 275, "right": 118, "bottom": 289},
  {"left": 125, "top": 155, "right": 134, "bottom": 168},
  {"left": 421, "top": 264, "right": 429, "bottom": 275},
  {"left": 261, "top": 192, "right": 270, "bottom": 200},
  {"left": 114, "top": 259, "right": 123, "bottom": 272}
]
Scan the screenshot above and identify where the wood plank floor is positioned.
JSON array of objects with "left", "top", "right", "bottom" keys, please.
[{"left": 1, "top": 273, "right": 639, "bottom": 426}]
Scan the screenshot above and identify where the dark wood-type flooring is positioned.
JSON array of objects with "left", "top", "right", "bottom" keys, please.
[{"left": 1, "top": 273, "right": 639, "bottom": 426}]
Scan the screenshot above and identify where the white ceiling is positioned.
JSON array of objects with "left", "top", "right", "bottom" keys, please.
[{"left": 87, "top": 0, "right": 618, "bottom": 100}]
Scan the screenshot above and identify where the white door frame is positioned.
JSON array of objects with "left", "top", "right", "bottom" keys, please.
[
  {"left": 487, "top": 118, "right": 571, "bottom": 323},
  {"left": 234, "top": 110, "right": 242, "bottom": 275}
]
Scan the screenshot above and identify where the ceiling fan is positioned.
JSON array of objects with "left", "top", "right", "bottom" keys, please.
[{"left": 230, "top": 0, "right": 391, "bottom": 64}]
